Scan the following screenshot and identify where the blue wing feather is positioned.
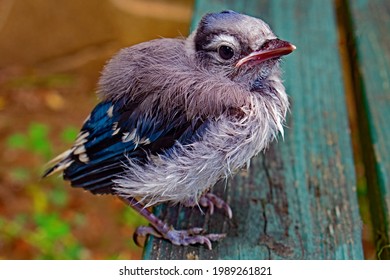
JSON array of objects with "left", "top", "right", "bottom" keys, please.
[{"left": 45, "top": 98, "right": 207, "bottom": 194}]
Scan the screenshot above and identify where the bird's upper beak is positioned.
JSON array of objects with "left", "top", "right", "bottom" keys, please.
[{"left": 236, "top": 38, "right": 296, "bottom": 68}]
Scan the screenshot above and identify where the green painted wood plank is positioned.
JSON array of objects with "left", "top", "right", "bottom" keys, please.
[
  {"left": 143, "top": 0, "right": 364, "bottom": 259},
  {"left": 348, "top": 0, "right": 390, "bottom": 259}
]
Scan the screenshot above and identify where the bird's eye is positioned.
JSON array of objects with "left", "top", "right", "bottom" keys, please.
[{"left": 217, "top": 45, "right": 235, "bottom": 60}]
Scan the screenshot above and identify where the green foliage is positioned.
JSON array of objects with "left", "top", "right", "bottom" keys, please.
[
  {"left": 6, "top": 133, "right": 27, "bottom": 149},
  {"left": 34, "top": 213, "right": 70, "bottom": 241},
  {"left": 61, "top": 126, "right": 79, "bottom": 144},
  {"left": 28, "top": 123, "right": 52, "bottom": 159},
  {"left": 2, "top": 122, "right": 88, "bottom": 259},
  {"left": 0, "top": 213, "right": 87, "bottom": 259},
  {"left": 30, "top": 213, "right": 87, "bottom": 259},
  {"left": 6, "top": 122, "right": 52, "bottom": 160}
]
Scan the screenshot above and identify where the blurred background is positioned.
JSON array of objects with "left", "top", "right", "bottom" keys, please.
[{"left": 0, "top": 0, "right": 193, "bottom": 259}]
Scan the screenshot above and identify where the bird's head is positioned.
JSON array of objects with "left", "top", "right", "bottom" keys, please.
[{"left": 188, "top": 10, "right": 295, "bottom": 84}]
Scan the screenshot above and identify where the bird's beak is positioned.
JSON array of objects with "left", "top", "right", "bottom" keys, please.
[{"left": 236, "top": 39, "right": 296, "bottom": 68}]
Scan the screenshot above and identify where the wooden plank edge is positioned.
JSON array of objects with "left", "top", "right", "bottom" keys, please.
[{"left": 336, "top": 0, "right": 390, "bottom": 260}]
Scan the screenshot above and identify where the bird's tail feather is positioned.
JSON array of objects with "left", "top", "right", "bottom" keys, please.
[{"left": 42, "top": 149, "right": 74, "bottom": 178}]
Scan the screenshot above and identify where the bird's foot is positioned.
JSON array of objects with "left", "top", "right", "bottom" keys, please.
[
  {"left": 134, "top": 225, "right": 226, "bottom": 250},
  {"left": 198, "top": 192, "right": 233, "bottom": 218},
  {"left": 121, "top": 197, "right": 226, "bottom": 250}
]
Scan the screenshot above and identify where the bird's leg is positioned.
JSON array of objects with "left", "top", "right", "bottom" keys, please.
[{"left": 120, "top": 197, "right": 226, "bottom": 250}]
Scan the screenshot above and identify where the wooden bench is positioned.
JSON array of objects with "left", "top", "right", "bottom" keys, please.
[
  {"left": 143, "top": 0, "right": 390, "bottom": 259},
  {"left": 346, "top": 0, "right": 390, "bottom": 260}
]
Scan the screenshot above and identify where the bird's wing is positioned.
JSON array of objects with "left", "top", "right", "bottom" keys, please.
[{"left": 43, "top": 99, "right": 206, "bottom": 194}]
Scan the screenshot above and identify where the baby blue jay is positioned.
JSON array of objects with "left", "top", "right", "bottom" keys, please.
[{"left": 44, "top": 10, "right": 295, "bottom": 249}]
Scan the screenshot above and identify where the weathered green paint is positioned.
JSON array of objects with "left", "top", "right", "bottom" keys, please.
[
  {"left": 143, "top": 0, "right": 364, "bottom": 259},
  {"left": 348, "top": 0, "right": 390, "bottom": 259}
]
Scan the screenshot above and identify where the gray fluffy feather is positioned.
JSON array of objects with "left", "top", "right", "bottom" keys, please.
[{"left": 98, "top": 11, "right": 290, "bottom": 206}]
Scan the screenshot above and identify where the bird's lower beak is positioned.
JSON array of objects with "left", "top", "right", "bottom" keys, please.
[{"left": 236, "top": 39, "right": 296, "bottom": 68}]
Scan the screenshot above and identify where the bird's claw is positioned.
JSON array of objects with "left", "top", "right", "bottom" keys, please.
[
  {"left": 134, "top": 225, "right": 226, "bottom": 250},
  {"left": 133, "top": 226, "right": 162, "bottom": 247},
  {"left": 199, "top": 193, "right": 233, "bottom": 219}
]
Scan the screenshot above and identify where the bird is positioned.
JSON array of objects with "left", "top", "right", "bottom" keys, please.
[{"left": 43, "top": 10, "right": 295, "bottom": 250}]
